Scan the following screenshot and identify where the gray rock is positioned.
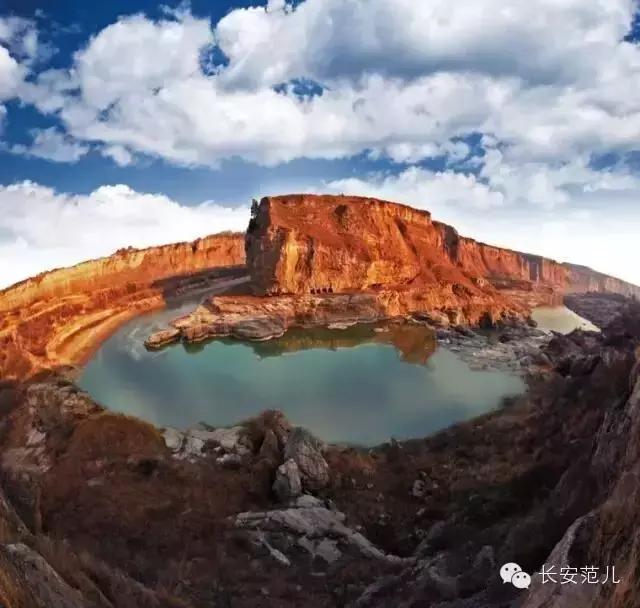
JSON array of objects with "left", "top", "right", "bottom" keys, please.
[
  {"left": 193, "top": 426, "right": 253, "bottom": 456},
  {"left": 258, "top": 428, "right": 281, "bottom": 464},
  {"left": 315, "top": 538, "right": 342, "bottom": 564},
  {"left": 411, "top": 479, "right": 427, "bottom": 498},
  {"left": 235, "top": 506, "right": 411, "bottom": 565},
  {"left": 1, "top": 543, "right": 86, "bottom": 608},
  {"left": 162, "top": 428, "right": 206, "bottom": 460},
  {"left": 253, "top": 533, "right": 291, "bottom": 567},
  {"left": 162, "top": 427, "right": 183, "bottom": 453},
  {"left": 284, "top": 427, "right": 330, "bottom": 491},
  {"left": 273, "top": 459, "right": 303, "bottom": 501},
  {"left": 231, "top": 317, "right": 286, "bottom": 341},
  {"left": 293, "top": 494, "right": 325, "bottom": 509},
  {"left": 522, "top": 514, "right": 598, "bottom": 608},
  {"left": 181, "top": 434, "right": 206, "bottom": 459},
  {"left": 216, "top": 453, "right": 243, "bottom": 468},
  {"left": 298, "top": 536, "right": 342, "bottom": 564}
]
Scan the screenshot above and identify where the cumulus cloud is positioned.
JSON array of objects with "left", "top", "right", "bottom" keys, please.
[
  {"left": 0, "top": 182, "right": 249, "bottom": 289},
  {"left": 216, "top": 0, "right": 634, "bottom": 87},
  {"left": 11, "top": 128, "right": 89, "bottom": 163},
  {"left": 7, "top": 0, "right": 638, "bottom": 172}
]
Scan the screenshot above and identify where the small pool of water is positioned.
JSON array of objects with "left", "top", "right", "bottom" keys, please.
[
  {"left": 79, "top": 307, "right": 525, "bottom": 446},
  {"left": 531, "top": 306, "right": 599, "bottom": 334}
]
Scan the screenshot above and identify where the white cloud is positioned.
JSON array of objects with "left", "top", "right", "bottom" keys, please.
[
  {"left": 0, "top": 16, "right": 40, "bottom": 63},
  {"left": 11, "top": 128, "right": 89, "bottom": 163},
  {"left": 0, "top": 182, "right": 249, "bottom": 289},
  {"left": 11, "top": 1, "right": 639, "bottom": 173},
  {"left": 327, "top": 166, "right": 505, "bottom": 211},
  {"left": 0, "top": 43, "right": 24, "bottom": 100},
  {"left": 0, "top": 16, "right": 43, "bottom": 103},
  {"left": 215, "top": 0, "right": 634, "bottom": 88},
  {"left": 101, "top": 144, "right": 134, "bottom": 166}
]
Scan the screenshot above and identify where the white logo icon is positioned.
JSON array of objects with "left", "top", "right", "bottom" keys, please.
[{"left": 500, "top": 563, "right": 531, "bottom": 589}]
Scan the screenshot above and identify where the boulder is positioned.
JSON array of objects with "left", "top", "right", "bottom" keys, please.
[
  {"left": 258, "top": 428, "right": 282, "bottom": 464},
  {"left": 231, "top": 317, "right": 286, "bottom": 341},
  {"left": 235, "top": 505, "right": 411, "bottom": 565},
  {"left": 273, "top": 459, "right": 303, "bottom": 502},
  {"left": 284, "top": 427, "right": 330, "bottom": 491}
]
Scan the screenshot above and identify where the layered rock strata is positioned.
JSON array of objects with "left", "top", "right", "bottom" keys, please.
[
  {"left": 246, "top": 195, "right": 640, "bottom": 300},
  {"left": 0, "top": 233, "right": 245, "bottom": 380},
  {"left": 145, "top": 289, "right": 524, "bottom": 349},
  {"left": 150, "top": 195, "right": 640, "bottom": 349}
]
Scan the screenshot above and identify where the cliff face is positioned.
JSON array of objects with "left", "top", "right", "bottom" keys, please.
[
  {"left": 0, "top": 233, "right": 244, "bottom": 312},
  {"left": 566, "top": 263, "right": 640, "bottom": 298},
  {"left": 246, "top": 194, "right": 640, "bottom": 301},
  {"left": 0, "top": 233, "right": 245, "bottom": 380}
]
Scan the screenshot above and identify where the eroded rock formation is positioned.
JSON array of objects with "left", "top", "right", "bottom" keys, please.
[
  {"left": 0, "top": 233, "right": 245, "bottom": 380},
  {"left": 246, "top": 194, "right": 640, "bottom": 301},
  {"left": 149, "top": 195, "right": 639, "bottom": 349}
]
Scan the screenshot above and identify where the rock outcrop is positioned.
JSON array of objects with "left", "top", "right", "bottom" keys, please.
[
  {"left": 145, "top": 289, "right": 523, "bottom": 349},
  {"left": 0, "top": 233, "right": 245, "bottom": 380},
  {"left": 5, "top": 194, "right": 638, "bottom": 381},
  {"left": 149, "top": 195, "right": 640, "bottom": 350},
  {"left": 246, "top": 194, "right": 640, "bottom": 301}
]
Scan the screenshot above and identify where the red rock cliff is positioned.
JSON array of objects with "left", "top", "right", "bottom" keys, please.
[
  {"left": 246, "top": 194, "right": 639, "bottom": 300},
  {"left": 0, "top": 233, "right": 245, "bottom": 380}
]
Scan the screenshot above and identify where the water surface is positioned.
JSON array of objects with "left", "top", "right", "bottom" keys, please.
[
  {"left": 531, "top": 306, "right": 599, "bottom": 334},
  {"left": 79, "top": 309, "right": 525, "bottom": 446}
]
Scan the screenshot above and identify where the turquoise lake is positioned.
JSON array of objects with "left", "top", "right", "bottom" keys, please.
[{"left": 79, "top": 302, "right": 526, "bottom": 446}]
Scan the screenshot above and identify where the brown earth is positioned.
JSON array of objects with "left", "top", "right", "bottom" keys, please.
[{"left": 0, "top": 233, "right": 245, "bottom": 381}]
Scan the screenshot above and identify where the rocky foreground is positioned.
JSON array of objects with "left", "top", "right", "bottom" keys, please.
[{"left": 0, "top": 296, "right": 639, "bottom": 607}]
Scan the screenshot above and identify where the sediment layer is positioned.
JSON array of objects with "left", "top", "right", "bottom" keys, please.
[
  {"left": 0, "top": 233, "right": 245, "bottom": 380},
  {"left": 150, "top": 195, "right": 639, "bottom": 349},
  {"left": 246, "top": 195, "right": 640, "bottom": 300}
]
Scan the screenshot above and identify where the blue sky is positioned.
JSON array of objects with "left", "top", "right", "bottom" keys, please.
[{"left": 0, "top": 0, "right": 639, "bottom": 287}]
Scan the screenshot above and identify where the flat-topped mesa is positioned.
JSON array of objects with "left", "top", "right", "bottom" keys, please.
[
  {"left": 246, "top": 194, "right": 640, "bottom": 301},
  {"left": 147, "top": 194, "right": 640, "bottom": 350},
  {"left": 245, "top": 195, "right": 566, "bottom": 298}
]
